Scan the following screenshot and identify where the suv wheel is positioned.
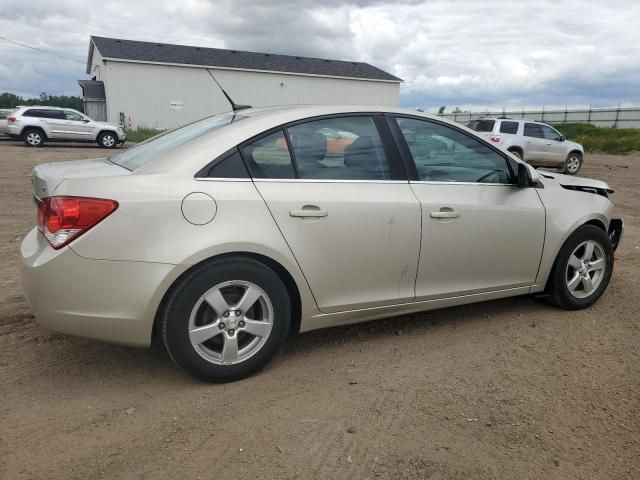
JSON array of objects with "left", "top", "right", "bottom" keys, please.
[
  {"left": 97, "top": 131, "right": 118, "bottom": 148},
  {"left": 23, "top": 129, "right": 45, "bottom": 147},
  {"left": 564, "top": 152, "right": 582, "bottom": 175},
  {"left": 548, "top": 225, "right": 613, "bottom": 310},
  {"left": 509, "top": 149, "right": 522, "bottom": 160},
  {"left": 161, "top": 256, "right": 292, "bottom": 382}
]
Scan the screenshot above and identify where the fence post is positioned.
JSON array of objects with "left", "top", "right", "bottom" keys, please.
[
  {"left": 454, "top": 112, "right": 458, "bottom": 122},
  {"left": 587, "top": 105, "right": 591, "bottom": 124},
  {"left": 541, "top": 106, "right": 545, "bottom": 122},
  {"left": 613, "top": 105, "right": 620, "bottom": 128},
  {"left": 564, "top": 105, "right": 568, "bottom": 123}
]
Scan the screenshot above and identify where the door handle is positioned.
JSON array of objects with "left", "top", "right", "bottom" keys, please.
[
  {"left": 430, "top": 210, "right": 460, "bottom": 219},
  {"left": 290, "top": 207, "right": 328, "bottom": 218}
]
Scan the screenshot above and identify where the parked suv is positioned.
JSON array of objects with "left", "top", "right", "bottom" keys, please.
[
  {"left": 467, "top": 118, "right": 584, "bottom": 174},
  {"left": 7, "top": 106, "right": 126, "bottom": 148}
]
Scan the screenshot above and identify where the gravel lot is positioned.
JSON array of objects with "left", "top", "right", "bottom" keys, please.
[{"left": 1, "top": 139, "right": 638, "bottom": 479}]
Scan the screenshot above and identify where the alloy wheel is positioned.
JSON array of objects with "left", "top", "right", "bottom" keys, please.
[
  {"left": 565, "top": 240, "right": 606, "bottom": 298},
  {"left": 102, "top": 135, "right": 116, "bottom": 147},
  {"left": 188, "top": 280, "right": 274, "bottom": 365},
  {"left": 566, "top": 155, "right": 581, "bottom": 173},
  {"left": 26, "top": 132, "right": 41, "bottom": 145}
]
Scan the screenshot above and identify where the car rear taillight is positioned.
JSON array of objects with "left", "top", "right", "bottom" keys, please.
[
  {"left": 7, "top": 116, "right": 16, "bottom": 122},
  {"left": 36, "top": 196, "right": 118, "bottom": 249},
  {"left": 490, "top": 134, "right": 502, "bottom": 143}
]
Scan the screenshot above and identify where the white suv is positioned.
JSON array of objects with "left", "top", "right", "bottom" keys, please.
[
  {"left": 468, "top": 118, "right": 584, "bottom": 175},
  {"left": 7, "top": 106, "right": 126, "bottom": 148}
]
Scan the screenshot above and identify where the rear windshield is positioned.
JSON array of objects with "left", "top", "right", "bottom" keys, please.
[
  {"left": 110, "top": 113, "right": 243, "bottom": 170},
  {"left": 467, "top": 119, "right": 495, "bottom": 132}
]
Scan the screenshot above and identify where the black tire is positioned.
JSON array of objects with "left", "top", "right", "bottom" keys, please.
[
  {"left": 548, "top": 225, "right": 613, "bottom": 310},
  {"left": 23, "top": 128, "right": 45, "bottom": 147},
  {"left": 563, "top": 152, "right": 582, "bottom": 175},
  {"left": 509, "top": 149, "right": 523, "bottom": 160},
  {"left": 97, "top": 131, "right": 118, "bottom": 149},
  {"left": 161, "top": 256, "right": 291, "bottom": 382}
]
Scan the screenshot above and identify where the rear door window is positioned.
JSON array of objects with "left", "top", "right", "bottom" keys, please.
[
  {"left": 286, "top": 116, "right": 391, "bottom": 180},
  {"left": 467, "top": 120, "right": 495, "bottom": 132},
  {"left": 499, "top": 121, "right": 519, "bottom": 134}
]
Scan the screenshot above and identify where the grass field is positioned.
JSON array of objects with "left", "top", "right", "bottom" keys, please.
[{"left": 553, "top": 123, "right": 640, "bottom": 154}]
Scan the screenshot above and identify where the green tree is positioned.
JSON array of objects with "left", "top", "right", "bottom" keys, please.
[
  {"left": 0, "top": 91, "right": 83, "bottom": 111},
  {"left": 437, "top": 105, "right": 446, "bottom": 114}
]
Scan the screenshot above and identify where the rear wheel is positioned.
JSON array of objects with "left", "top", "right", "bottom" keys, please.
[
  {"left": 549, "top": 225, "right": 613, "bottom": 310},
  {"left": 161, "top": 257, "right": 291, "bottom": 382},
  {"left": 564, "top": 152, "right": 582, "bottom": 175},
  {"left": 97, "top": 131, "right": 118, "bottom": 148},
  {"left": 23, "top": 129, "right": 45, "bottom": 147},
  {"left": 509, "top": 149, "right": 522, "bottom": 160}
]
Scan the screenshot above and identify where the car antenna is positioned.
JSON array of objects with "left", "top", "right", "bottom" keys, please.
[{"left": 207, "top": 69, "right": 251, "bottom": 112}]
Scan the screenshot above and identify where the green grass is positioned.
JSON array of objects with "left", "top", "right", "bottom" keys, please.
[
  {"left": 552, "top": 123, "right": 640, "bottom": 154},
  {"left": 125, "top": 127, "right": 165, "bottom": 143}
]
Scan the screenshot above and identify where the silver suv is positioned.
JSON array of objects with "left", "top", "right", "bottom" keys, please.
[
  {"left": 7, "top": 106, "right": 126, "bottom": 148},
  {"left": 468, "top": 117, "right": 584, "bottom": 175}
]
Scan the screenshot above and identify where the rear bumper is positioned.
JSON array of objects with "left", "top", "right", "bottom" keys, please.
[
  {"left": 608, "top": 218, "right": 623, "bottom": 252},
  {"left": 20, "top": 228, "right": 182, "bottom": 347}
]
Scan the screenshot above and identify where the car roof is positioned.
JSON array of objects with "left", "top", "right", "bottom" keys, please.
[{"left": 16, "top": 106, "right": 74, "bottom": 111}]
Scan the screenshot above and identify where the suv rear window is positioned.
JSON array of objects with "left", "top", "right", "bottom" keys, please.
[
  {"left": 467, "top": 120, "right": 495, "bottom": 132},
  {"left": 499, "top": 121, "right": 519, "bottom": 134}
]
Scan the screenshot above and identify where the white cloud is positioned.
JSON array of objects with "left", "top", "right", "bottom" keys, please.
[{"left": 0, "top": 0, "right": 638, "bottom": 110}]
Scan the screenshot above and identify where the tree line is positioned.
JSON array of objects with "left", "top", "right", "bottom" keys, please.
[{"left": 0, "top": 92, "right": 83, "bottom": 111}]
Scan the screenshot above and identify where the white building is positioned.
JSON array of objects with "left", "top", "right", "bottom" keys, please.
[{"left": 80, "top": 36, "right": 402, "bottom": 130}]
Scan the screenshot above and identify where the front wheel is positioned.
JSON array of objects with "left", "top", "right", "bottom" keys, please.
[
  {"left": 97, "top": 131, "right": 118, "bottom": 148},
  {"left": 509, "top": 149, "right": 523, "bottom": 160},
  {"left": 161, "top": 257, "right": 291, "bottom": 382},
  {"left": 549, "top": 225, "right": 613, "bottom": 310},
  {"left": 564, "top": 152, "right": 582, "bottom": 175}
]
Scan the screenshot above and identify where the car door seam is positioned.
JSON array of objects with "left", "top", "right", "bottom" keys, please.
[
  {"left": 250, "top": 179, "right": 322, "bottom": 312},
  {"left": 531, "top": 188, "right": 548, "bottom": 290}
]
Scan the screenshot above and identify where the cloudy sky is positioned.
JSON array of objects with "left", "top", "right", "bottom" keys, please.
[{"left": 1, "top": 0, "right": 638, "bottom": 112}]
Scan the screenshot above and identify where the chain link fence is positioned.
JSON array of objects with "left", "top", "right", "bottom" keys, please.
[{"left": 438, "top": 107, "right": 640, "bottom": 128}]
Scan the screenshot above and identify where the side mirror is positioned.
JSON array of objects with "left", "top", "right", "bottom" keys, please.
[
  {"left": 83, "top": 119, "right": 90, "bottom": 123},
  {"left": 517, "top": 162, "right": 539, "bottom": 187},
  {"left": 559, "top": 135, "right": 565, "bottom": 142}
]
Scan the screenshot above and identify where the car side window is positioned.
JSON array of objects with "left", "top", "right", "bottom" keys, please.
[
  {"left": 65, "top": 111, "right": 84, "bottom": 121},
  {"left": 499, "top": 121, "right": 519, "bottom": 134},
  {"left": 524, "top": 123, "right": 543, "bottom": 138},
  {"left": 241, "top": 130, "right": 295, "bottom": 179},
  {"left": 540, "top": 125, "right": 562, "bottom": 141},
  {"left": 287, "top": 116, "right": 390, "bottom": 180},
  {"left": 395, "top": 117, "right": 513, "bottom": 184}
]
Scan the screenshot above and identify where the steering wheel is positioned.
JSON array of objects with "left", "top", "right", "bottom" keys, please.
[{"left": 476, "top": 169, "right": 505, "bottom": 183}]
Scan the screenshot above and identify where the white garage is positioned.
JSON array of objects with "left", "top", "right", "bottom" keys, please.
[{"left": 81, "top": 36, "right": 402, "bottom": 130}]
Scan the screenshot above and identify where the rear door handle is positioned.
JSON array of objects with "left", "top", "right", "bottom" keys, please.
[
  {"left": 290, "top": 208, "right": 328, "bottom": 218},
  {"left": 430, "top": 210, "right": 460, "bottom": 219}
]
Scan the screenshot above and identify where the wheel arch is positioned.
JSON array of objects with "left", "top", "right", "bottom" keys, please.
[
  {"left": 21, "top": 126, "right": 47, "bottom": 139},
  {"left": 507, "top": 145, "right": 523, "bottom": 156},
  {"left": 151, "top": 251, "right": 303, "bottom": 344},
  {"left": 543, "top": 218, "right": 608, "bottom": 293}
]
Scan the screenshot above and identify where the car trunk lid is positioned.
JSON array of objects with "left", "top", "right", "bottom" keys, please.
[{"left": 32, "top": 158, "right": 131, "bottom": 199}]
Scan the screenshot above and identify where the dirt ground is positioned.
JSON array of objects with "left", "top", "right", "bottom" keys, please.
[{"left": 0, "top": 138, "right": 638, "bottom": 480}]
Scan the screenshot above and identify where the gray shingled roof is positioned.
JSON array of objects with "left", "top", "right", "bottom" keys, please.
[{"left": 89, "top": 36, "right": 402, "bottom": 82}]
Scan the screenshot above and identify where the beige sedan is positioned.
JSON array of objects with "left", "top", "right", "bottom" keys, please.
[{"left": 21, "top": 105, "right": 622, "bottom": 382}]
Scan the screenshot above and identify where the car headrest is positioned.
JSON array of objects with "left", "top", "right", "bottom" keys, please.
[
  {"left": 344, "top": 136, "right": 378, "bottom": 169},
  {"left": 292, "top": 132, "right": 327, "bottom": 164}
]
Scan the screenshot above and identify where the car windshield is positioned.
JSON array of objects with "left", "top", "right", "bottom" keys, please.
[
  {"left": 467, "top": 119, "right": 495, "bottom": 132},
  {"left": 110, "top": 113, "right": 242, "bottom": 170}
]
